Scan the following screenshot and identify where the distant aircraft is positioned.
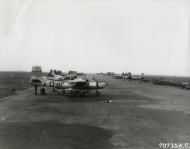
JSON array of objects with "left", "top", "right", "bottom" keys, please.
[
  {"left": 114, "top": 74, "right": 123, "bottom": 79},
  {"left": 113, "top": 72, "right": 149, "bottom": 82},
  {"left": 153, "top": 79, "right": 190, "bottom": 90},
  {"left": 30, "top": 66, "right": 107, "bottom": 96}
]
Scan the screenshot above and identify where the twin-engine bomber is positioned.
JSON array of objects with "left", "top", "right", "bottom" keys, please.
[{"left": 30, "top": 66, "right": 107, "bottom": 96}]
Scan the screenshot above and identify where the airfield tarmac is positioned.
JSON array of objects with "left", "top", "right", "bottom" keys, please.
[{"left": 0, "top": 75, "right": 190, "bottom": 149}]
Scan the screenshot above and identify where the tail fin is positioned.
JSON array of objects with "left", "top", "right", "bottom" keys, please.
[
  {"left": 31, "top": 66, "right": 42, "bottom": 76},
  {"left": 30, "top": 66, "right": 43, "bottom": 86}
]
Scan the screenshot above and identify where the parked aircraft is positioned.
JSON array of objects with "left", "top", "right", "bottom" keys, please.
[
  {"left": 114, "top": 74, "right": 123, "bottom": 79},
  {"left": 153, "top": 79, "right": 190, "bottom": 89},
  {"left": 114, "top": 72, "right": 147, "bottom": 81},
  {"left": 30, "top": 66, "right": 107, "bottom": 96}
]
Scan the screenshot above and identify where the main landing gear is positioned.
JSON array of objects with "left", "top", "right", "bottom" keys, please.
[
  {"left": 34, "top": 85, "right": 46, "bottom": 95},
  {"left": 95, "top": 89, "right": 101, "bottom": 96},
  {"left": 34, "top": 85, "right": 38, "bottom": 95}
]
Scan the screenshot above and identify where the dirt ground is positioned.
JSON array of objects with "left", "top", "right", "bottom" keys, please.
[{"left": 0, "top": 75, "right": 190, "bottom": 149}]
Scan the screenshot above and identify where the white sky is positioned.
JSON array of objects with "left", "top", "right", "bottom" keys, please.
[{"left": 0, "top": 0, "right": 190, "bottom": 76}]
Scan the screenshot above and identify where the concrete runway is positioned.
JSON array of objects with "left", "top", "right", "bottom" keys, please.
[{"left": 0, "top": 75, "right": 190, "bottom": 149}]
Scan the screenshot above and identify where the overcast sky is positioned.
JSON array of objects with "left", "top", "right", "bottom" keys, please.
[{"left": 0, "top": 0, "right": 190, "bottom": 76}]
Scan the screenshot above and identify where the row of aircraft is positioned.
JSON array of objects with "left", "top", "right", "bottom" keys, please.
[
  {"left": 30, "top": 66, "right": 107, "bottom": 96},
  {"left": 113, "top": 72, "right": 189, "bottom": 89},
  {"left": 114, "top": 72, "right": 149, "bottom": 82}
]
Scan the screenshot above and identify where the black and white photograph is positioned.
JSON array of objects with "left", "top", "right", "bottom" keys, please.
[{"left": 0, "top": 0, "right": 190, "bottom": 148}]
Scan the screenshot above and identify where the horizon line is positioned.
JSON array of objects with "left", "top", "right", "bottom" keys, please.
[{"left": 0, "top": 70, "right": 189, "bottom": 78}]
